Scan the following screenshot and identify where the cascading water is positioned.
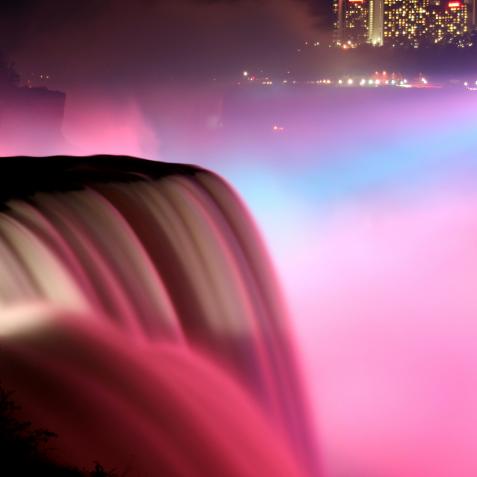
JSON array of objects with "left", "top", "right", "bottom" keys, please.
[{"left": 0, "top": 156, "right": 317, "bottom": 476}]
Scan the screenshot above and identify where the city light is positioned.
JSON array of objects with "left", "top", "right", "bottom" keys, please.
[
  {"left": 238, "top": 72, "right": 454, "bottom": 91},
  {"left": 333, "top": 0, "right": 472, "bottom": 47}
]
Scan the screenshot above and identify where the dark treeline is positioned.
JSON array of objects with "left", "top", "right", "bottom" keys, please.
[{"left": 0, "top": 385, "right": 121, "bottom": 476}]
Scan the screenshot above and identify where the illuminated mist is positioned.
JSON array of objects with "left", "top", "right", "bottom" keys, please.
[{"left": 2, "top": 81, "right": 477, "bottom": 477}]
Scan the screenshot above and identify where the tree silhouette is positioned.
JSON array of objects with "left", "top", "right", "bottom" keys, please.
[{"left": 0, "top": 384, "right": 120, "bottom": 476}]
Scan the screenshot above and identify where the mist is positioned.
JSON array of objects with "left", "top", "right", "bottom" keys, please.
[{"left": 2, "top": 1, "right": 477, "bottom": 475}]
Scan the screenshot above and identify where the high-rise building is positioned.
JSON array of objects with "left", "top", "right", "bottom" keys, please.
[
  {"left": 332, "top": 0, "right": 474, "bottom": 46},
  {"left": 427, "top": 0, "right": 471, "bottom": 45},
  {"left": 472, "top": 0, "right": 477, "bottom": 30},
  {"left": 383, "top": 0, "right": 429, "bottom": 47},
  {"left": 369, "top": 0, "right": 384, "bottom": 45},
  {"left": 333, "top": 0, "right": 370, "bottom": 46},
  {"left": 345, "top": 0, "right": 370, "bottom": 44},
  {"left": 332, "top": 0, "right": 345, "bottom": 44}
]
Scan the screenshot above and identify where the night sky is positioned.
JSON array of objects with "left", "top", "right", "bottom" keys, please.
[{"left": 0, "top": 0, "right": 330, "bottom": 91}]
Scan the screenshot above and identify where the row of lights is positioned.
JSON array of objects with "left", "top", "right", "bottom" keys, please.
[
  {"left": 337, "top": 78, "right": 414, "bottom": 86},
  {"left": 242, "top": 71, "right": 433, "bottom": 88}
]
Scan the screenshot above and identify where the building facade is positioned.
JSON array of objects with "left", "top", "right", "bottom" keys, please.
[
  {"left": 333, "top": 0, "right": 474, "bottom": 47},
  {"left": 369, "top": 0, "right": 385, "bottom": 45},
  {"left": 345, "top": 0, "right": 370, "bottom": 45},
  {"left": 427, "top": 0, "right": 471, "bottom": 45},
  {"left": 383, "top": 0, "right": 429, "bottom": 47},
  {"left": 333, "top": 0, "right": 370, "bottom": 46}
]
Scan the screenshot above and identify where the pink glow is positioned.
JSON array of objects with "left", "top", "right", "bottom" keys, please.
[
  {"left": 2, "top": 85, "right": 477, "bottom": 476},
  {"left": 63, "top": 96, "right": 159, "bottom": 157},
  {"left": 0, "top": 309, "right": 306, "bottom": 476},
  {"left": 283, "top": 187, "right": 477, "bottom": 477}
]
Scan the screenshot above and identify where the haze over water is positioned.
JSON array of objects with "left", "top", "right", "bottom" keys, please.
[
  {"left": 153, "top": 85, "right": 477, "bottom": 477},
  {"left": 3, "top": 83, "right": 477, "bottom": 476}
]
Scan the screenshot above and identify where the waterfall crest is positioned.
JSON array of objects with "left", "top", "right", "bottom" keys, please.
[{"left": 0, "top": 156, "right": 316, "bottom": 476}]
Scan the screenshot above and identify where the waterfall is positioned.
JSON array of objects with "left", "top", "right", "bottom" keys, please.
[{"left": 0, "top": 155, "right": 317, "bottom": 476}]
